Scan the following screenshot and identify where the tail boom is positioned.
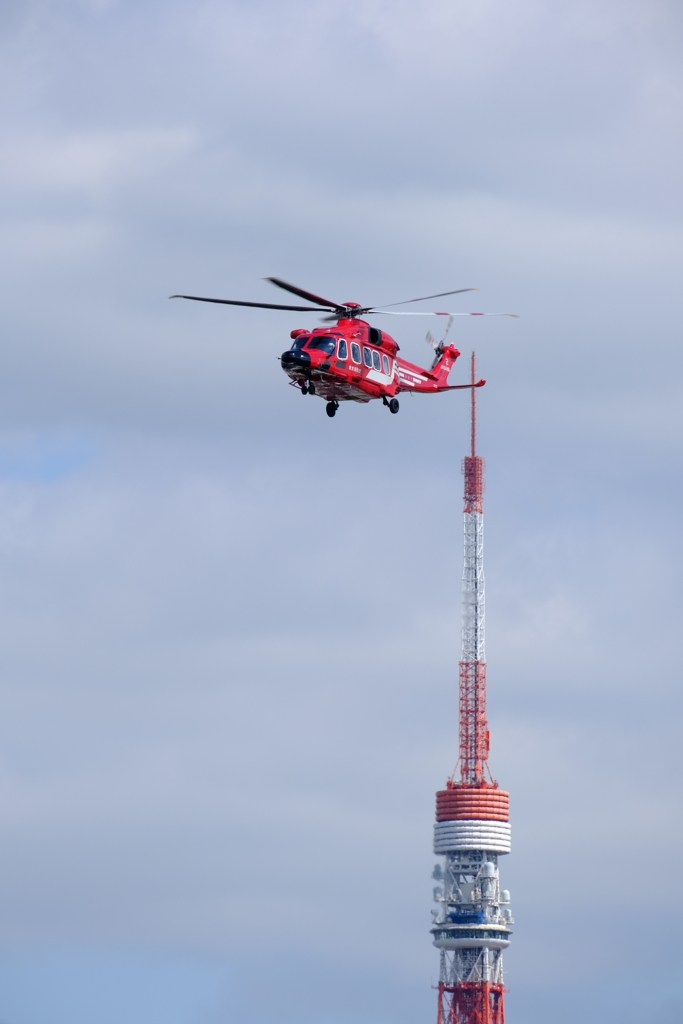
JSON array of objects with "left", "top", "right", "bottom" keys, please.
[{"left": 397, "top": 345, "right": 484, "bottom": 393}]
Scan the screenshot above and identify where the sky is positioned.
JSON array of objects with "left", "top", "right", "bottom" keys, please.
[{"left": 0, "top": 0, "right": 683, "bottom": 1021}]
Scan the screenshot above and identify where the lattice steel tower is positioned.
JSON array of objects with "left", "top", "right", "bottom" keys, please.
[{"left": 430, "top": 353, "right": 513, "bottom": 1024}]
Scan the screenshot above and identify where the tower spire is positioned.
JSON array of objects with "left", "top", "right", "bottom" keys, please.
[
  {"left": 430, "top": 354, "right": 513, "bottom": 1024},
  {"left": 460, "top": 351, "right": 487, "bottom": 784}
]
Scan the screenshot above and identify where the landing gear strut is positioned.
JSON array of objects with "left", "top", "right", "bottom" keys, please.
[{"left": 326, "top": 401, "right": 339, "bottom": 418}]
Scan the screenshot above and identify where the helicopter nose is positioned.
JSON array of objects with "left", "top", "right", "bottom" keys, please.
[{"left": 281, "top": 349, "right": 311, "bottom": 370}]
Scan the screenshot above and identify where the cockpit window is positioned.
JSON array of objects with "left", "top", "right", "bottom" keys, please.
[
  {"left": 291, "top": 335, "right": 309, "bottom": 351},
  {"left": 338, "top": 339, "right": 348, "bottom": 360},
  {"left": 307, "top": 336, "right": 336, "bottom": 355}
]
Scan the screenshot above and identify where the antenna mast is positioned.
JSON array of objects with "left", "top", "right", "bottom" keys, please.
[{"left": 460, "top": 351, "right": 488, "bottom": 783}]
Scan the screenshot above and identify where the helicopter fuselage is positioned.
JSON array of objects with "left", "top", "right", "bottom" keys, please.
[{"left": 280, "top": 317, "right": 462, "bottom": 406}]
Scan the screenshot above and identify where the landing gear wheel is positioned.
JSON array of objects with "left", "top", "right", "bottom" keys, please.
[
  {"left": 301, "top": 385, "right": 308, "bottom": 395},
  {"left": 308, "top": 383, "right": 316, "bottom": 396},
  {"left": 389, "top": 398, "right": 399, "bottom": 414},
  {"left": 326, "top": 401, "right": 337, "bottom": 418}
]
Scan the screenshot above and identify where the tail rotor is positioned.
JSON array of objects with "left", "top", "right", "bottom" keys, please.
[{"left": 426, "top": 315, "right": 454, "bottom": 365}]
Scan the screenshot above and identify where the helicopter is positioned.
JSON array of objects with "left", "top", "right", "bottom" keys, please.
[{"left": 171, "top": 277, "right": 517, "bottom": 418}]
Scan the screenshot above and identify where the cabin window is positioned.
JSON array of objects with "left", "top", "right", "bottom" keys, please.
[
  {"left": 369, "top": 327, "right": 382, "bottom": 345},
  {"left": 338, "top": 338, "right": 348, "bottom": 360},
  {"left": 307, "top": 336, "right": 336, "bottom": 355},
  {"left": 351, "top": 342, "right": 361, "bottom": 363},
  {"left": 363, "top": 346, "right": 373, "bottom": 367},
  {"left": 382, "top": 354, "right": 390, "bottom": 374},
  {"left": 372, "top": 350, "right": 381, "bottom": 371},
  {"left": 291, "top": 335, "right": 309, "bottom": 351}
]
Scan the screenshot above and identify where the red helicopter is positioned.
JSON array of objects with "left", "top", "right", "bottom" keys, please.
[{"left": 171, "top": 277, "right": 516, "bottom": 417}]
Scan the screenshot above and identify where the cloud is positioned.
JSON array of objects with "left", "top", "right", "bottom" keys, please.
[
  {"left": 1, "top": 130, "right": 195, "bottom": 196},
  {"left": 0, "top": 1, "right": 683, "bottom": 1022}
]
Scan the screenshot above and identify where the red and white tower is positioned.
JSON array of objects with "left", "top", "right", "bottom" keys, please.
[{"left": 430, "top": 353, "right": 513, "bottom": 1024}]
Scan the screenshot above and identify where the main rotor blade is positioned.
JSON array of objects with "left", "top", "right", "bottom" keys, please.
[
  {"left": 170, "top": 295, "right": 334, "bottom": 312},
  {"left": 265, "top": 277, "right": 343, "bottom": 310},
  {"left": 370, "top": 310, "right": 519, "bottom": 317},
  {"left": 362, "top": 287, "right": 477, "bottom": 313}
]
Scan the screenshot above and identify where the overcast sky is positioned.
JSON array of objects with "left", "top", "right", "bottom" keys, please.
[{"left": 1, "top": 1, "right": 683, "bottom": 1022}]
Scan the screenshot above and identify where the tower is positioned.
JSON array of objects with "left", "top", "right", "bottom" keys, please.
[{"left": 430, "top": 353, "right": 513, "bottom": 1024}]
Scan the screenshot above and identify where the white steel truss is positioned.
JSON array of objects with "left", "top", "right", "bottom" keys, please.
[{"left": 461, "top": 510, "right": 485, "bottom": 663}]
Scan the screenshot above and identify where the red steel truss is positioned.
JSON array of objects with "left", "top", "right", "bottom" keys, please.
[
  {"left": 437, "top": 982, "right": 505, "bottom": 1024},
  {"left": 458, "top": 660, "right": 490, "bottom": 783}
]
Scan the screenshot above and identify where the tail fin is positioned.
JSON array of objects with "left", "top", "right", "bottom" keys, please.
[{"left": 427, "top": 343, "right": 460, "bottom": 386}]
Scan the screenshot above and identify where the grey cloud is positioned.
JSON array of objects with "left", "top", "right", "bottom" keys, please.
[{"left": 0, "top": 1, "right": 682, "bottom": 1021}]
